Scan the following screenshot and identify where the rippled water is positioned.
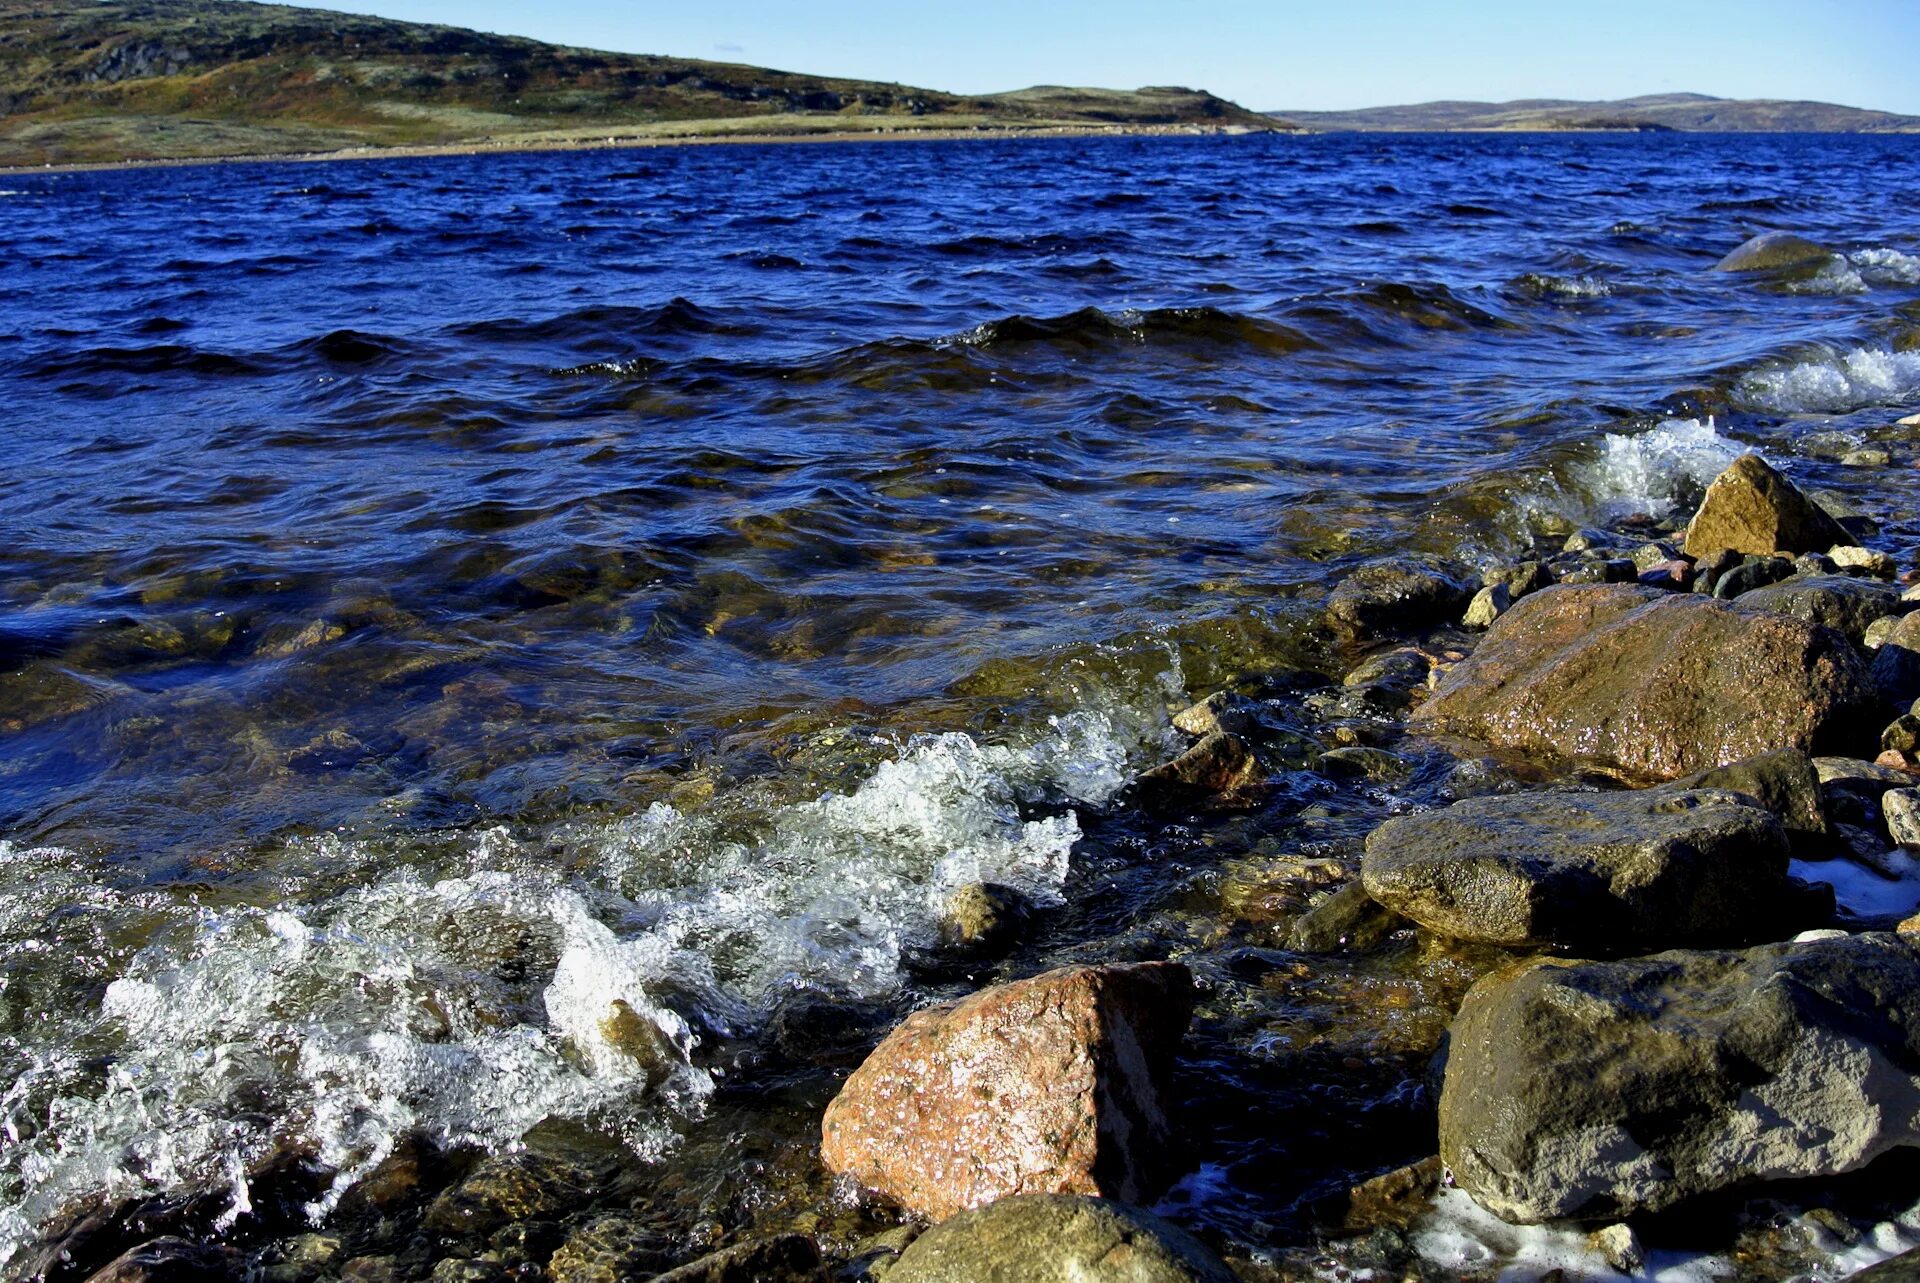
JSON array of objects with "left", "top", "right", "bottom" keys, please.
[{"left": 2, "top": 132, "right": 1919, "bottom": 1275}]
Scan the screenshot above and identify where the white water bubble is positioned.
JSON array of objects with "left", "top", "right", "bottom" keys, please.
[{"left": 1738, "top": 346, "right": 1920, "bottom": 414}]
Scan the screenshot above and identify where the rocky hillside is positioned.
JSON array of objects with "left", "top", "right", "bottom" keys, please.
[
  {"left": 0, "top": 0, "right": 1281, "bottom": 166},
  {"left": 1273, "top": 92, "right": 1920, "bottom": 132}
]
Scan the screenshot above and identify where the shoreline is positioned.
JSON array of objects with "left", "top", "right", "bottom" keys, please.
[{"left": 0, "top": 121, "right": 1281, "bottom": 177}]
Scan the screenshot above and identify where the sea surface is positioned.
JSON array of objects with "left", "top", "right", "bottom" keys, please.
[{"left": 2, "top": 132, "right": 1919, "bottom": 1278}]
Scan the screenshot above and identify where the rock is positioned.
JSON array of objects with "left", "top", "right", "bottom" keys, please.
[
  {"left": 1852, "top": 1248, "right": 1920, "bottom": 1281},
  {"left": 1342, "top": 647, "right": 1431, "bottom": 693},
  {"left": 1844, "top": 448, "right": 1894, "bottom": 468},
  {"left": 547, "top": 1216, "right": 673, "bottom": 1283},
  {"left": 650, "top": 1234, "right": 827, "bottom": 1283},
  {"left": 428, "top": 1262, "right": 503, "bottom": 1283},
  {"left": 1563, "top": 528, "right": 1617, "bottom": 554},
  {"left": 1887, "top": 714, "right": 1920, "bottom": 755},
  {"left": 1880, "top": 749, "right": 1920, "bottom": 774},
  {"left": 1589, "top": 1224, "right": 1646, "bottom": 1276},
  {"left": 1630, "top": 540, "right": 1683, "bottom": 572},
  {"left": 1872, "top": 613, "right": 1920, "bottom": 707},
  {"left": 338, "top": 1260, "right": 399, "bottom": 1283},
  {"left": 1673, "top": 748, "right": 1828, "bottom": 844},
  {"left": 1170, "top": 691, "right": 1262, "bottom": 738},
  {"left": 937, "top": 883, "right": 1033, "bottom": 958},
  {"left": 1689, "top": 547, "right": 1743, "bottom": 594},
  {"left": 1331, "top": 1157, "right": 1443, "bottom": 1234},
  {"left": 1638, "top": 559, "right": 1693, "bottom": 590},
  {"left": 1794, "top": 552, "right": 1839, "bottom": 577},
  {"left": 885, "top": 1195, "right": 1236, "bottom": 1283},
  {"left": 1360, "top": 787, "right": 1797, "bottom": 954},
  {"left": 1832, "top": 545, "right": 1900, "bottom": 579},
  {"left": 81, "top": 1240, "right": 236, "bottom": 1283},
  {"left": 1440, "top": 933, "right": 1920, "bottom": 1223},
  {"left": 1816, "top": 756, "right": 1918, "bottom": 790},
  {"left": 1287, "top": 882, "right": 1407, "bottom": 953},
  {"left": 1887, "top": 789, "right": 1920, "bottom": 847},
  {"left": 1133, "top": 732, "right": 1264, "bottom": 807},
  {"left": 1713, "top": 231, "right": 1836, "bottom": 272},
  {"left": 1734, "top": 573, "right": 1906, "bottom": 643},
  {"left": 1712, "top": 555, "right": 1795, "bottom": 600},
  {"left": 1411, "top": 585, "right": 1877, "bottom": 781},
  {"left": 420, "top": 1150, "right": 603, "bottom": 1236},
  {"left": 1324, "top": 556, "right": 1474, "bottom": 640},
  {"left": 1684, "top": 454, "right": 1851, "bottom": 558},
  {"left": 1868, "top": 616, "right": 1904, "bottom": 650},
  {"left": 1503, "top": 560, "right": 1554, "bottom": 599},
  {"left": 1314, "top": 745, "right": 1410, "bottom": 782},
  {"left": 1551, "top": 555, "right": 1637, "bottom": 586},
  {"left": 820, "top": 963, "right": 1195, "bottom": 1221},
  {"left": 1462, "top": 583, "right": 1511, "bottom": 629}
]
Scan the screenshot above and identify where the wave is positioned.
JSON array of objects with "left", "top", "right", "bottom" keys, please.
[
  {"left": 1510, "top": 272, "right": 1614, "bottom": 301},
  {"left": 452, "top": 297, "right": 758, "bottom": 344},
  {"left": 1738, "top": 345, "right": 1920, "bottom": 414},
  {"left": 1576, "top": 417, "right": 1745, "bottom": 519},
  {"left": 942, "top": 305, "right": 1318, "bottom": 359}
]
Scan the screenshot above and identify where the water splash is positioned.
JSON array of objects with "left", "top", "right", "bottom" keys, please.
[{"left": 1739, "top": 347, "right": 1920, "bottom": 414}]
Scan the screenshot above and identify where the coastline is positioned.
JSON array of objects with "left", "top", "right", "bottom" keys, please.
[{"left": 0, "top": 120, "right": 1280, "bottom": 177}]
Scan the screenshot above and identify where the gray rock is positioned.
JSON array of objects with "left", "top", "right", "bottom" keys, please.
[
  {"left": 651, "top": 1234, "right": 826, "bottom": 1283},
  {"left": 937, "top": 882, "right": 1033, "bottom": 958},
  {"left": 1887, "top": 789, "right": 1920, "bottom": 847},
  {"left": 1734, "top": 573, "right": 1906, "bottom": 643},
  {"left": 1873, "top": 613, "right": 1920, "bottom": 708},
  {"left": 1832, "top": 545, "right": 1900, "bottom": 579},
  {"left": 1504, "top": 559, "right": 1555, "bottom": 599},
  {"left": 1853, "top": 1247, "right": 1920, "bottom": 1281},
  {"left": 1712, "top": 555, "right": 1796, "bottom": 600},
  {"left": 1463, "top": 583, "right": 1511, "bottom": 629},
  {"left": 1868, "top": 616, "right": 1904, "bottom": 650},
  {"left": 886, "top": 1195, "right": 1236, "bottom": 1283},
  {"left": 1552, "top": 555, "right": 1637, "bottom": 586},
  {"left": 1713, "top": 231, "right": 1836, "bottom": 272},
  {"left": 1673, "top": 748, "right": 1828, "bottom": 845},
  {"left": 1287, "top": 882, "right": 1407, "bottom": 953},
  {"left": 1689, "top": 547, "right": 1743, "bottom": 595},
  {"left": 1794, "top": 552, "right": 1839, "bottom": 577},
  {"left": 1325, "top": 556, "right": 1474, "bottom": 640},
  {"left": 1170, "top": 691, "right": 1263, "bottom": 738},
  {"left": 1361, "top": 787, "right": 1798, "bottom": 954},
  {"left": 1440, "top": 933, "right": 1920, "bottom": 1223}
]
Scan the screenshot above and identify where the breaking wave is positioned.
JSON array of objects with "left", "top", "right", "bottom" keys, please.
[{"left": 1737, "top": 346, "right": 1920, "bottom": 414}]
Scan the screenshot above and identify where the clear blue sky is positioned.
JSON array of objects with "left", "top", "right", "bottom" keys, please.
[{"left": 325, "top": 1, "right": 1920, "bottom": 115}]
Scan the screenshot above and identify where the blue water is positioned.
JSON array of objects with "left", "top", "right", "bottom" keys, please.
[{"left": 1, "top": 132, "right": 1918, "bottom": 1277}]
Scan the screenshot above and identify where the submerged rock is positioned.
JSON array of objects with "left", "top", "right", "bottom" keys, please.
[
  {"left": 80, "top": 1239, "right": 236, "bottom": 1283},
  {"left": 1735, "top": 573, "right": 1906, "bottom": 644},
  {"left": 650, "top": 1234, "right": 826, "bottom": 1282},
  {"left": 885, "top": 1195, "right": 1236, "bottom": 1283},
  {"left": 1133, "top": 732, "right": 1265, "bottom": 808},
  {"left": 1328, "top": 1157, "right": 1444, "bottom": 1234},
  {"left": 820, "top": 963, "right": 1194, "bottom": 1221},
  {"left": 1324, "top": 556, "right": 1474, "bottom": 641},
  {"left": 1360, "top": 787, "right": 1800, "bottom": 954},
  {"left": 1287, "top": 881, "right": 1408, "bottom": 953},
  {"left": 1713, "top": 231, "right": 1835, "bottom": 273},
  {"left": 1411, "top": 584, "right": 1877, "bottom": 780},
  {"left": 1683, "top": 454, "right": 1851, "bottom": 558},
  {"left": 1440, "top": 933, "right": 1920, "bottom": 1223},
  {"left": 1169, "top": 690, "right": 1263, "bottom": 738},
  {"left": 936, "top": 882, "right": 1033, "bottom": 958}
]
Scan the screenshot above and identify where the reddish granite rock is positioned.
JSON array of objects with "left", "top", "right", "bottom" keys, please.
[
  {"left": 1411, "top": 584, "right": 1876, "bottom": 780},
  {"left": 820, "top": 963, "right": 1195, "bottom": 1221}
]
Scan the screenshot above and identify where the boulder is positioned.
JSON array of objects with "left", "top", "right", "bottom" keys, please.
[
  {"left": 1734, "top": 573, "right": 1906, "bottom": 643},
  {"left": 1683, "top": 454, "right": 1850, "bottom": 558},
  {"left": 1873, "top": 613, "right": 1920, "bottom": 708},
  {"left": 1324, "top": 556, "right": 1474, "bottom": 640},
  {"left": 1672, "top": 748, "right": 1828, "bottom": 844},
  {"left": 885, "top": 1195, "right": 1236, "bottom": 1283},
  {"left": 1411, "top": 584, "right": 1877, "bottom": 780},
  {"left": 1360, "top": 787, "right": 1800, "bottom": 954},
  {"left": 1132, "top": 733, "right": 1264, "bottom": 808},
  {"left": 1832, "top": 545, "right": 1900, "bottom": 579},
  {"left": 1713, "top": 231, "right": 1835, "bottom": 273},
  {"left": 1440, "top": 933, "right": 1920, "bottom": 1223},
  {"left": 820, "top": 963, "right": 1194, "bottom": 1221},
  {"left": 650, "top": 1234, "right": 826, "bottom": 1283}
]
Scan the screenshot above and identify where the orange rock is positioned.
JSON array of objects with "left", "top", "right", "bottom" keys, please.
[{"left": 820, "top": 963, "right": 1194, "bottom": 1221}]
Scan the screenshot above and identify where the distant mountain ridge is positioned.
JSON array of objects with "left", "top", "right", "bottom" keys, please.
[
  {"left": 1270, "top": 93, "right": 1920, "bottom": 132},
  {"left": 0, "top": 0, "right": 1282, "bottom": 167}
]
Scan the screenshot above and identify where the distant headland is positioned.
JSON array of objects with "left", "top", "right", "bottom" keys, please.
[{"left": 1267, "top": 92, "right": 1920, "bottom": 133}]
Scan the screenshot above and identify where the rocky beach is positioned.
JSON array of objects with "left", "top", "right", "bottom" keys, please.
[{"left": 3, "top": 135, "right": 1920, "bottom": 1282}]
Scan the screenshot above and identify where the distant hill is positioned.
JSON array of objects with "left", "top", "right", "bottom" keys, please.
[
  {"left": 1271, "top": 93, "right": 1920, "bottom": 133},
  {"left": 0, "top": 1, "right": 1283, "bottom": 167}
]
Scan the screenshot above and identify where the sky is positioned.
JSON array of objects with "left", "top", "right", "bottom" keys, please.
[{"left": 323, "top": 0, "right": 1920, "bottom": 115}]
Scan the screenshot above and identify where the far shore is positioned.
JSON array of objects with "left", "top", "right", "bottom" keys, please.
[{"left": 0, "top": 120, "right": 1282, "bottom": 177}]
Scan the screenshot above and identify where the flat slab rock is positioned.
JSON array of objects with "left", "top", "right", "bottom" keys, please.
[
  {"left": 820, "top": 963, "right": 1194, "bottom": 1221},
  {"left": 1440, "top": 933, "right": 1920, "bottom": 1223},
  {"left": 1361, "top": 786, "right": 1798, "bottom": 954},
  {"left": 1411, "top": 584, "right": 1876, "bottom": 780},
  {"left": 886, "top": 1195, "right": 1236, "bottom": 1283}
]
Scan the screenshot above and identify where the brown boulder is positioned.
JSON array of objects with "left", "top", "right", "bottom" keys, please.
[
  {"left": 1683, "top": 454, "right": 1850, "bottom": 558},
  {"left": 819, "top": 963, "right": 1194, "bottom": 1221},
  {"left": 1411, "top": 584, "right": 1876, "bottom": 780}
]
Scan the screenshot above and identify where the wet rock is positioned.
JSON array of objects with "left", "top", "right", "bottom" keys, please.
[
  {"left": 1562, "top": 528, "right": 1617, "bottom": 554},
  {"left": 1872, "top": 613, "right": 1920, "bottom": 707},
  {"left": 1133, "top": 732, "right": 1264, "bottom": 808},
  {"left": 1713, "top": 554, "right": 1795, "bottom": 600},
  {"left": 1795, "top": 552, "right": 1839, "bottom": 577},
  {"left": 1735, "top": 573, "right": 1906, "bottom": 644},
  {"left": 1887, "top": 790, "right": 1920, "bottom": 847},
  {"left": 1503, "top": 559, "right": 1554, "bottom": 599},
  {"left": 1551, "top": 554, "right": 1637, "bottom": 586},
  {"left": 1844, "top": 448, "right": 1894, "bottom": 468},
  {"left": 1630, "top": 540, "right": 1683, "bottom": 572},
  {"left": 1638, "top": 559, "right": 1693, "bottom": 590},
  {"left": 1287, "top": 882, "right": 1408, "bottom": 954},
  {"left": 1683, "top": 454, "right": 1851, "bottom": 558},
  {"left": 1330, "top": 1157, "right": 1443, "bottom": 1234},
  {"left": 258, "top": 1234, "right": 343, "bottom": 1283},
  {"left": 1714, "top": 231, "right": 1835, "bottom": 273},
  {"left": 1411, "top": 584, "right": 1877, "bottom": 781},
  {"left": 651, "top": 1233, "right": 826, "bottom": 1282},
  {"left": 1887, "top": 713, "right": 1920, "bottom": 755},
  {"left": 1689, "top": 546, "right": 1743, "bottom": 595},
  {"left": 1853, "top": 1248, "right": 1920, "bottom": 1281},
  {"left": 1342, "top": 647, "right": 1431, "bottom": 693},
  {"left": 936, "top": 882, "right": 1033, "bottom": 958},
  {"left": 1589, "top": 1224, "right": 1646, "bottom": 1276},
  {"left": 338, "top": 1260, "right": 399, "bottom": 1283},
  {"left": 1673, "top": 748, "right": 1828, "bottom": 845},
  {"left": 1314, "top": 745, "right": 1410, "bottom": 782},
  {"left": 1462, "top": 583, "right": 1510, "bottom": 629},
  {"left": 80, "top": 1239, "right": 236, "bottom": 1283},
  {"left": 1869, "top": 616, "right": 1904, "bottom": 650},
  {"left": 420, "top": 1150, "right": 603, "bottom": 1237},
  {"left": 1440, "top": 933, "right": 1920, "bottom": 1223},
  {"left": 1170, "top": 691, "right": 1262, "bottom": 738},
  {"left": 1360, "top": 787, "right": 1797, "bottom": 954},
  {"left": 1833, "top": 545, "right": 1900, "bottom": 579},
  {"left": 885, "top": 1195, "right": 1236, "bottom": 1283},
  {"left": 820, "top": 962, "right": 1195, "bottom": 1221},
  {"left": 427, "top": 1262, "right": 503, "bottom": 1283},
  {"left": 1324, "top": 556, "right": 1474, "bottom": 641},
  {"left": 546, "top": 1216, "right": 674, "bottom": 1283}
]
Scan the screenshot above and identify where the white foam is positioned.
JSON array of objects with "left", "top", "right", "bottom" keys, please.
[
  {"left": 1578, "top": 417, "right": 1745, "bottom": 521},
  {"left": 1852, "top": 248, "right": 1920, "bottom": 286},
  {"left": 1785, "top": 255, "right": 1868, "bottom": 296},
  {"left": 1415, "top": 1188, "right": 1733, "bottom": 1282},
  {"left": 1792, "top": 851, "right": 1920, "bottom": 919},
  {"left": 1739, "top": 347, "right": 1920, "bottom": 414}
]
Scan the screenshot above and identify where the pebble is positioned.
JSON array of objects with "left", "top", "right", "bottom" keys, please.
[{"left": 1830, "top": 545, "right": 1899, "bottom": 579}]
